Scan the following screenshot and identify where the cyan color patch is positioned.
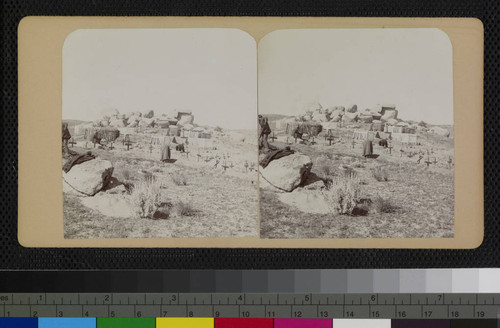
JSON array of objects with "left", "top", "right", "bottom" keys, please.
[{"left": 38, "top": 317, "right": 96, "bottom": 328}]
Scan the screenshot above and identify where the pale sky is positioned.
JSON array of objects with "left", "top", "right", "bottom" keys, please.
[
  {"left": 258, "top": 28, "right": 454, "bottom": 125},
  {"left": 63, "top": 28, "right": 257, "bottom": 130}
]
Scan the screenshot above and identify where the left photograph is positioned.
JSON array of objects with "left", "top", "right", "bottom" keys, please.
[{"left": 61, "top": 28, "right": 258, "bottom": 238}]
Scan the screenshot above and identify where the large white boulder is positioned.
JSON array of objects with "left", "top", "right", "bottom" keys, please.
[
  {"left": 63, "top": 159, "right": 114, "bottom": 196},
  {"left": 313, "top": 112, "right": 330, "bottom": 122},
  {"left": 138, "top": 118, "right": 155, "bottom": 127},
  {"left": 342, "top": 112, "right": 358, "bottom": 123},
  {"left": 178, "top": 114, "right": 194, "bottom": 126},
  {"left": 381, "top": 109, "right": 398, "bottom": 121},
  {"left": 430, "top": 126, "right": 451, "bottom": 137},
  {"left": 109, "top": 118, "right": 126, "bottom": 127},
  {"left": 260, "top": 153, "right": 312, "bottom": 192}
]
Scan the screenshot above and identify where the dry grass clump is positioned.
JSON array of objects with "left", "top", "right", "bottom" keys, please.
[
  {"left": 322, "top": 171, "right": 361, "bottom": 215},
  {"left": 315, "top": 154, "right": 335, "bottom": 180},
  {"left": 130, "top": 177, "right": 166, "bottom": 219},
  {"left": 373, "top": 196, "right": 398, "bottom": 213},
  {"left": 372, "top": 166, "right": 389, "bottom": 182},
  {"left": 175, "top": 201, "right": 197, "bottom": 217},
  {"left": 172, "top": 173, "right": 188, "bottom": 186}
]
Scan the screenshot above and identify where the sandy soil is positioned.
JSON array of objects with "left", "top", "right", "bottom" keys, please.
[
  {"left": 64, "top": 131, "right": 259, "bottom": 239},
  {"left": 260, "top": 126, "right": 454, "bottom": 239}
]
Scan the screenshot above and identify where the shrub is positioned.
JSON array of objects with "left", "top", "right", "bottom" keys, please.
[
  {"left": 372, "top": 166, "right": 389, "bottom": 182},
  {"left": 373, "top": 196, "right": 398, "bottom": 213},
  {"left": 171, "top": 173, "right": 188, "bottom": 186},
  {"left": 121, "top": 168, "right": 132, "bottom": 181},
  {"left": 315, "top": 155, "right": 335, "bottom": 180},
  {"left": 130, "top": 177, "right": 165, "bottom": 219},
  {"left": 175, "top": 201, "right": 196, "bottom": 217},
  {"left": 322, "top": 171, "right": 360, "bottom": 215}
]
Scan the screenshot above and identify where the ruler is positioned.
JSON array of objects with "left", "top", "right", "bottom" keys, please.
[{"left": 0, "top": 293, "right": 499, "bottom": 319}]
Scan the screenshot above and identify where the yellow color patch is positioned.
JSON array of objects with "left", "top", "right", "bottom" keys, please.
[{"left": 156, "top": 318, "right": 214, "bottom": 328}]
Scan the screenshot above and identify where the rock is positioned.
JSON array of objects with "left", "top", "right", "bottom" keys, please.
[
  {"left": 143, "top": 110, "right": 154, "bottom": 119},
  {"left": 100, "top": 120, "right": 110, "bottom": 127},
  {"left": 386, "top": 118, "right": 398, "bottom": 125},
  {"left": 302, "top": 173, "right": 326, "bottom": 191},
  {"left": 139, "top": 118, "right": 155, "bottom": 127},
  {"left": 342, "top": 112, "right": 358, "bottom": 123},
  {"left": 371, "top": 104, "right": 383, "bottom": 113},
  {"left": 62, "top": 159, "right": 114, "bottom": 196},
  {"left": 381, "top": 109, "right": 398, "bottom": 121},
  {"left": 101, "top": 108, "right": 119, "bottom": 119},
  {"left": 125, "top": 112, "right": 135, "bottom": 119},
  {"left": 346, "top": 104, "right": 357, "bottom": 113},
  {"left": 359, "top": 115, "right": 373, "bottom": 123},
  {"left": 176, "top": 110, "right": 192, "bottom": 119},
  {"left": 106, "top": 184, "right": 127, "bottom": 195},
  {"left": 331, "top": 109, "right": 344, "bottom": 118},
  {"left": 313, "top": 113, "right": 330, "bottom": 122},
  {"left": 430, "top": 126, "right": 450, "bottom": 137},
  {"left": 259, "top": 153, "right": 312, "bottom": 192},
  {"left": 371, "top": 113, "right": 382, "bottom": 120},
  {"left": 183, "top": 124, "right": 194, "bottom": 131},
  {"left": 109, "top": 118, "right": 126, "bottom": 127},
  {"left": 178, "top": 114, "right": 194, "bottom": 126},
  {"left": 155, "top": 120, "right": 170, "bottom": 128},
  {"left": 127, "top": 115, "right": 140, "bottom": 125},
  {"left": 128, "top": 121, "right": 138, "bottom": 128},
  {"left": 277, "top": 189, "right": 330, "bottom": 214},
  {"left": 331, "top": 115, "right": 341, "bottom": 122},
  {"left": 167, "top": 118, "right": 179, "bottom": 125}
]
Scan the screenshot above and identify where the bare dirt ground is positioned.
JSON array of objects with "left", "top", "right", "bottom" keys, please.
[
  {"left": 260, "top": 126, "right": 454, "bottom": 239},
  {"left": 64, "top": 130, "right": 259, "bottom": 239}
]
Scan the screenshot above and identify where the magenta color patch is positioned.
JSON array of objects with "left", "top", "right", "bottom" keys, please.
[{"left": 274, "top": 318, "right": 332, "bottom": 328}]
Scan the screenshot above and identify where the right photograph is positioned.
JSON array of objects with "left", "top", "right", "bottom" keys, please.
[{"left": 258, "top": 28, "right": 455, "bottom": 239}]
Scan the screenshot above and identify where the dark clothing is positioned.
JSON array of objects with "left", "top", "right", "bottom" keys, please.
[
  {"left": 63, "top": 152, "right": 95, "bottom": 173},
  {"left": 260, "top": 122, "right": 271, "bottom": 135},
  {"left": 62, "top": 127, "right": 71, "bottom": 141},
  {"left": 260, "top": 147, "right": 295, "bottom": 168},
  {"left": 293, "top": 127, "right": 303, "bottom": 140},
  {"left": 363, "top": 140, "right": 373, "bottom": 157},
  {"left": 379, "top": 139, "right": 388, "bottom": 148},
  {"left": 259, "top": 116, "right": 272, "bottom": 151},
  {"left": 161, "top": 145, "right": 171, "bottom": 162},
  {"left": 175, "top": 144, "right": 185, "bottom": 152},
  {"left": 62, "top": 124, "right": 72, "bottom": 155}
]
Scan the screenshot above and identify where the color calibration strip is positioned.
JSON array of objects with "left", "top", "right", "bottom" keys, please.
[
  {"left": 1, "top": 269, "right": 499, "bottom": 293},
  {"left": 1, "top": 317, "right": 500, "bottom": 328}
]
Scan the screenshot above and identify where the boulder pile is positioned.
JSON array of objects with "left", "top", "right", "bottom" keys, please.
[{"left": 92, "top": 108, "right": 196, "bottom": 131}]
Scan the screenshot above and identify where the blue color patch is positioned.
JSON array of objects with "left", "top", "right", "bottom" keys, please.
[
  {"left": 38, "top": 317, "right": 96, "bottom": 328},
  {"left": 0, "top": 317, "right": 38, "bottom": 328}
]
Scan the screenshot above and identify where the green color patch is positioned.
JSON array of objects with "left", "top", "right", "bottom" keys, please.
[{"left": 97, "top": 318, "right": 155, "bottom": 328}]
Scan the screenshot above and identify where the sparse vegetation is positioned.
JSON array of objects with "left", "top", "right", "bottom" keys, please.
[
  {"left": 373, "top": 196, "right": 398, "bottom": 213},
  {"left": 130, "top": 177, "right": 165, "bottom": 219},
  {"left": 322, "top": 171, "right": 361, "bottom": 215},
  {"left": 315, "top": 154, "right": 335, "bottom": 180},
  {"left": 175, "top": 201, "right": 197, "bottom": 217},
  {"left": 372, "top": 166, "right": 389, "bottom": 182},
  {"left": 171, "top": 173, "right": 188, "bottom": 186}
]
